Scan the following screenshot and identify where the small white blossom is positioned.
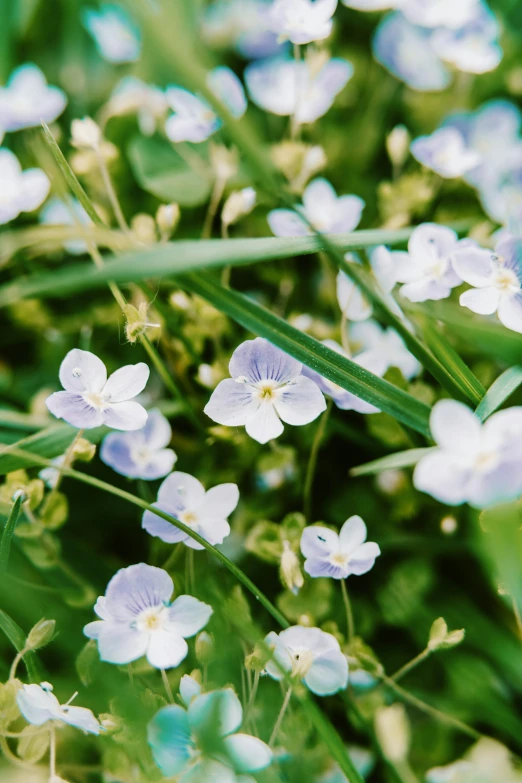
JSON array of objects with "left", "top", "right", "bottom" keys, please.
[
  {"left": 268, "top": 178, "right": 364, "bottom": 236},
  {"left": 269, "top": 0, "right": 338, "bottom": 45},
  {"left": 411, "top": 127, "right": 481, "bottom": 179},
  {"left": 101, "top": 409, "right": 177, "bottom": 480},
  {"left": 222, "top": 187, "right": 257, "bottom": 227},
  {"left": 0, "top": 149, "right": 50, "bottom": 225},
  {"left": 71, "top": 116, "right": 102, "bottom": 150},
  {"left": 17, "top": 682, "right": 102, "bottom": 734},
  {"left": 349, "top": 320, "right": 421, "bottom": 380},
  {"left": 337, "top": 246, "right": 397, "bottom": 321},
  {"left": 82, "top": 4, "right": 141, "bottom": 63},
  {"left": 0, "top": 64, "right": 66, "bottom": 131},
  {"left": 301, "top": 516, "right": 380, "bottom": 579}
]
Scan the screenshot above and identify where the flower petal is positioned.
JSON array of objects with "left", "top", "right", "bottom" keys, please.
[
  {"left": 245, "top": 402, "right": 284, "bottom": 444},
  {"left": 205, "top": 378, "right": 261, "bottom": 427},
  {"left": 459, "top": 286, "right": 501, "bottom": 315},
  {"left": 498, "top": 294, "right": 522, "bottom": 334},
  {"left": 429, "top": 399, "right": 481, "bottom": 454},
  {"left": 229, "top": 338, "right": 302, "bottom": 384},
  {"left": 413, "top": 452, "right": 471, "bottom": 505},
  {"left": 60, "top": 705, "right": 102, "bottom": 734},
  {"left": 339, "top": 516, "right": 367, "bottom": 554},
  {"left": 95, "top": 623, "right": 149, "bottom": 664},
  {"left": 263, "top": 630, "right": 292, "bottom": 680},
  {"left": 348, "top": 542, "right": 381, "bottom": 575},
  {"left": 274, "top": 376, "right": 326, "bottom": 425},
  {"left": 146, "top": 631, "right": 189, "bottom": 669},
  {"left": 400, "top": 279, "right": 451, "bottom": 302},
  {"left": 148, "top": 705, "right": 193, "bottom": 777},
  {"left": 300, "top": 525, "right": 339, "bottom": 558},
  {"left": 142, "top": 502, "right": 189, "bottom": 544},
  {"left": 179, "top": 675, "right": 202, "bottom": 706},
  {"left": 46, "top": 391, "right": 105, "bottom": 429},
  {"left": 223, "top": 734, "right": 273, "bottom": 773},
  {"left": 304, "top": 557, "right": 347, "bottom": 579},
  {"left": 103, "top": 401, "right": 148, "bottom": 431},
  {"left": 197, "top": 483, "right": 239, "bottom": 518},
  {"left": 452, "top": 247, "right": 497, "bottom": 286},
  {"left": 207, "top": 66, "right": 247, "bottom": 118},
  {"left": 17, "top": 685, "right": 59, "bottom": 725},
  {"left": 142, "top": 408, "right": 172, "bottom": 449},
  {"left": 19, "top": 169, "right": 51, "bottom": 212},
  {"left": 267, "top": 208, "right": 309, "bottom": 237},
  {"left": 304, "top": 649, "right": 349, "bottom": 695},
  {"left": 103, "top": 363, "right": 150, "bottom": 401},
  {"left": 105, "top": 562, "right": 174, "bottom": 621},
  {"left": 158, "top": 471, "right": 206, "bottom": 510},
  {"left": 167, "top": 595, "right": 213, "bottom": 638},
  {"left": 59, "top": 348, "right": 107, "bottom": 393},
  {"left": 192, "top": 517, "right": 230, "bottom": 547},
  {"left": 188, "top": 688, "right": 243, "bottom": 737}
]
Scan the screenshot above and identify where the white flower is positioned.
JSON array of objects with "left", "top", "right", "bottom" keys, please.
[
  {"left": 82, "top": 4, "right": 141, "bottom": 63},
  {"left": 336, "top": 246, "right": 397, "bottom": 321},
  {"left": 222, "top": 187, "right": 257, "bottom": 227},
  {"left": 392, "top": 223, "right": 465, "bottom": 302},
  {"left": 101, "top": 409, "right": 177, "bottom": 480},
  {"left": 106, "top": 77, "right": 168, "bottom": 136},
  {"left": 71, "top": 117, "right": 102, "bottom": 149},
  {"left": 453, "top": 234, "right": 522, "bottom": 334},
  {"left": 204, "top": 337, "right": 326, "bottom": 444},
  {"left": 301, "top": 516, "right": 381, "bottom": 579},
  {"left": 39, "top": 197, "right": 92, "bottom": 255},
  {"left": 342, "top": 0, "right": 398, "bottom": 9},
  {"left": 268, "top": 178, "right": 364, "bottom": 236},
  {"left": 413, "top": 399, "right": 522, "bottom": 508},
  {"left": 430, "top": 8, "right": 502, "bottom": 75},
  {"left": 410, "top": 128, "right": 482, "bottom": 179},
  {"left": 46, "top": 348, "right": 150, "bottom": 430},
  {"left": 16, "top": 682, "right": 102, "bottom": 734},
  {"left": 268, "top": 0, "right": 338, "bottom": 45},
  {"left": 0, "top": 64, "right": 66, "bottom": 131},
  {"left": 142, "top": 471, "right": 239, "bottom": 549},
  {"left": 84, "top": 563, "right": 212, "bottom": 669},
  {"left": 401, "top": 0, "right": 480, "bottom": 29},
  {"left": 349, "top": 320, "right": 421, "bottom": 380},
  {"left": 0, "top": 149, "right": 50, "bottom": 225},
  {"left": 264, "top": 626, "right": 348, "bottom": 695}
]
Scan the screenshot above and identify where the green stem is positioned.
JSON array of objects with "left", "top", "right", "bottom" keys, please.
[
  {"left": 269, "top": 686, "right": 292, "bottom": 747},
  {"left": 49, "top": 726, "right": 57, "bottom": 779},
  {"left": 202, "top": 175, "right": 227, "bottom": 239},
  {"left": 95, "top": 149, "right": 131, "bottom": 236},
  {"left": 161, "top": 669, "right": 174, "bottom": 702},
  {"left": 341, "top": 579, "right": 355, "bottom": 643},
  {"left": 245, "top": 670, "right": 260, "bottom": 727},
  {"left": 303, "top": 401, "right": 332, "bottom": 523},
  {"left": 390, "top": 648, "right": 431, "bottom": 682}
]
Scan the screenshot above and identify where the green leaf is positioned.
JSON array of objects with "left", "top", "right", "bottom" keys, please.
[
  {"left": 350, "top": 447, "right": 435, "bottom": 477},
  {"left": 478, "top": 501, "right": 522, "bottom": 612},
  {"left": 0, "top": 424, "right": 104, "bottom": 475},
  {"left": 128, "top": 135, "right": 212, "bottom": 207},
  {"left": 0, "top": 495, "right": 23, "bottom": 573},
  {"left": 182, "top": 273, "right": 432, "bottom": 436},
  {"left": 0, "top": 610, "right": 42, "bottom": 683},
  {"left": 475, "top": 366, "right": 522, "bottom": 421},
  {"left": 18, "top": 725, "right": 50, "bottom": 763},
  {"left": 0, "top": 226, "right": 422, "bottom": 307}
]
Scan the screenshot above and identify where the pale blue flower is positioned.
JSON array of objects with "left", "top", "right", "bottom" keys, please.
[
  {"left": 17, "top": 682, "right": 102, "bottom": 734},
  {"left": 0, "top": 149, "right": 50, "bottom": 225},
  {"left": 411, "top": 128, "right": 481, "bottom": 179},
  {"left": 401, "top": 0, "right": 480, "bottom": 29},
  {"left": 101, "top": 409, "right": 177, "bottom": 480},
  {"left": 245, "top": 56, "right": 352, "bottom": 122},
  {"left": 82, "top": 4, "right": 141, "bottom": 63},
  {"left": 40, "top": 197, "right": 92, "bottom": 255},
  {"left": 202, "top": 0, "right": 283, "bottom": 59},
  {"left": 373, "top": 13, "right": 450, "bottom": 92},
  {"left": 142, "top": 472, "right": 239, "bottom": 549},
  {"left": 414, "top": 399, "right": 522, "bottom": 507},
  {"left": 301, "top": 516, "right": 380, "bottom": 579},
  {"left": 148, "top": 686, "right": 272, "bottom": 780},
  {"left": 336, "top": 246, "right": 398, "bottom": 321},
  {"left": 106, "top": 77, "right": 168, "bottom": 136},
  {"left": 264, "top": 625, "right": 348, "bottom": 695},
  {"left": 0, "top": 64, "right": 67, "bottom": 131},
  {"left": 349, "top": 321, "right": 421, "bottom": 380},
  {"left": 46, "top": 348, "right": 149, "bottom": 430},
  {"left": 430, "top": 4, "right": 502, "bottom": 75},
  {"left": 268, "top": 178, "right": 364, "bottom": 237},
  {"left": 204, "top": 337, "right": 326, "bottom": 444},
  {"left": 84, "top": 563, "right": 212, "bottom": 669},
  {"left": 341, "top": 0, "right": 397, "bottom": 9},
  {"left": 453, "top": 234, "right": 522, "bottom": 333},
  {"left": 165, "top": 67, "right": 246, "bottom": 144},
  {"left": 268, "top": 0, "right": 338, "bottom": 45}
]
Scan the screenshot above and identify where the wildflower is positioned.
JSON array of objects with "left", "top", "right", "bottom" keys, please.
[
  {"left": 267, "top": 178, "right": 364, "bottom": 236},
  {"left": 16, "top": 682, "right": 102, "bottom": 734},
  {"left": 82, "top": 4, "right": 141, "bottom": 63},
  {"left": 142, "top": 471, "right": 239, "bottom": 548},
  {"left": 245, "top": 55, "right": 353, "bottom": 123},
  {"left": 165, "top": 67, "right": 246, "bottom": 144},
  {"left": 100, "top": 409, "right": 177, "bottom": 480},
  {"left": 105, "top": 77, "right": 168, "bottom": 136},
  {"left": 411, "top": 128, "right": 481, "bottom": 179},
  {"left": 0, "top": 64, "right": 66, "bottom": 131},
  {"left": 336, "top": 246, "right": 398, "bottom": 321},
  {"left": 264, "top": 625, "right": 348, "bottom": 695},
  {"left": 83, "top": 563, "right": 212, "bottom": 668},
  {"left": 46, "top": 348, "right": 149, "bottom": 430},
  {"left": 301, "top": 516, "right": 380, "bottom": 579},
  {"left": 148, "top": 685, "right": 272, "bottom": 779},
  {"left": 71, "top": 116, "right": 102, "bottom": 150},
  {"left": 430, "top": 7, "right": 502, "bottom": 75},
  {"left": 342, "top": 0, "right": 396, "bottom": 8},
  {"left": 386, "top": 124, "right": 410, "bottom": 170},
  {"left": 349, "top": 321, "right": 421, "bottom": 380},
  {"left": 413, "top": 399, "right": 522, "bottom": 507},
  {"left": 222, "top": 187, "right": 257, "bottom": 227},
  {"left": 453, "top": 234, "right": 522, "bottom": 333},
  {"left": 156, "top": 203, "right": 180, "bottom": 237},
  {"left": 268, "top": 0, "right": 338, "bottom": 45},
  {"left": 301, "top": 340, "right": 384, "bottom": 413},
  {"left": 392, "top": 223, "right": 465, "bottom": 302},
  {"left": 0, "top": 149, "right": 50, "bottom": 225},
  {"left": 426, "top": 738, "right": 520, "bottom": 783},
  {"left": 401, "top": 0, "right": 480, "bottom": 29},
  {"left": 40, "top": 197, "right": 92, "bottom": 255},
  {"left": 204, "top": 337, "right": 326, "bottom": 444}
]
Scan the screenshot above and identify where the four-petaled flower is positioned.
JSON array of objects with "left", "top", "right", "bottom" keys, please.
[
  {"left": 83, "top": 563, "right": 212, "bottom": 669},
  {"left": 300, "top": 516, "right": 381, "bottom": 579},
  {"left": 268, "top": 178, "right": 364, "bottom": 237},
  {"left": 453, "top": 234, "right": 522, "bottom": 334},
  {"left": 264, "top": 625, "right": 348, "bottom": 695},
  {"left": 142, "top": 471, "right": 239, "bottom": 548},
  {"left": 269, "top": 0, "right": 338, "bottom": 45},
  {"left": 17, "top": 682, "right": 102, "bottom": 734},
  {"left": 204, "top": 337, "right": 326, "bottom": 444},
  {"left": 148, "top": 682, "right": 272, "bottom": 781},
  {"left": 349, "top": 320, "right": 421, "bottom": 380},
  {"left": 411, "top": 127, "right": 481, "bottom": 179},
  {"left": 0, "top": 64, "right": 67, "bottom": 131},
  {"left": 414, "top": 399, "right": 522, "bottom": 508},
  {"left": 46, "top": 348, "right": 150, "bottom": 431},
  {"left": 101, "top": 408, "right": 177, "bottom": 480},
  {"left": 0, "top": 149, "right": 50, "bottom": 225}
]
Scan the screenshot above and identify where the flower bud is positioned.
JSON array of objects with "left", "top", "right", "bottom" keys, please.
[
  {"left": 428, "top": 617, "right": 465, "bottom": 651},
  {"left": 124, "top": 302, "right": 160, "bottom": 343},
  {"left": 375, "top": 704, "right": 410, "bottom": 764},
  {"left": 221, "top": 188, "right": 256, "bottom": 227},
  {"left": 131, "top": 213, "right": 157, "bottom": 245},
  {"left": 279, "top": 541, "right": 304, "bottom": 595},
  {"left": 26, "top": 619, "right": 56, "bottom": 650},
  {"left": 71, "top": 117, "right": 102, "bottom": 150},
  {"left": 386, "top": 125, "right": 410, "bottom": 170},
  {"left": 440, "top": 515, "right": 458, "bottom": 535},
  {"left": 195, "top": 631, "right": 214, "bottom": 665},
  {"left": 156, "top": 203, "right": 180, "bottom": 238},
  {"left": 245, "top": 641, "right": 271, "bottom": 673},
  {"left": 72, "top": 438, "right": 96, "bottom": 463},
  {"left": 210, "top": 144, "right": 239, "bottom": 180}
]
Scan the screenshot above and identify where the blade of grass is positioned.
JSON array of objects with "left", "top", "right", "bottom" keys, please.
[
  {"left": 475, "top": 367, "right": 522, "bottom": 421},
  {"left": 0, "top": 495, "right": 23, "bottom": 573},
  {"left": 0, "top": 424, "right": 105, "bottom": 475},
  {"left": 0, "top": 609, "right": 42, "bottom": 683},
  {"left": 181, "top": 273, "right": 432, "bottom": 436},
  {"left": 350, "top": 447, "right": 435, "bottom": 477}
]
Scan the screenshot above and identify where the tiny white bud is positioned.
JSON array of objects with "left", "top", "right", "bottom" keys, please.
[
  {"left": 376, "top": 469, "right": 405, "bottom": 495},
  {"left": 280, "top": 541, "right": 304, "bottom": 595},
  {"left": 71, "top": 117, "right": 102, "bottom": 150},
  {"left": 156, "top": 203, "right": 180, "bottom": 237},
  {"left": 375, "top": 704, "right": 410, "bottom": 763},
  {"left": 440, "top": 515, "right": 458, "bottom": 535},
  {"left": 386, "top": 125, "right": 410, "bottom": 170},
  {"left": 221, "top": 187, "right": 256, "bottom": 227}
]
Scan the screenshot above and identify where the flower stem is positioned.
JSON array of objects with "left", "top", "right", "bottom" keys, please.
[
  {"left": 303, "top": 400, "right": 332, "bottom": 523},
  {"left": 202, "top": 175, "right": 227, "bottom": 239},
  {"left": 49, "top": 726, "right": 56, "bottom": 779},
  {"left": 269, "top": 686, "right": 292, "bottom": 747},
  {"left": 390, "top": 648, "right": 431, "bottom": 682},
  {"left": 45, "top": 428, "right": 84, "bottom": 506},
  {"left": 95, "top": 149, "right": 131, "bottom": 236},
  {"left": 341, "top": 579, "right": 354, "bottom": 642},
  {"left": 9, "top": 647, "right": 28, "bottom": 681},
  {"left": 245, "top": 670, "right": 260, "bottom": 726},
  {"left": 161, "top": 669, "right": 174, "bottom": 703}
]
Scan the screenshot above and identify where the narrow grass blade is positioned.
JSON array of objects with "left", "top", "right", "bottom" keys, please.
[
  {"left": 350, "top": 447, "right": 435, "bottom": 477},
  {"left": 182, "top": 273, "right": 432, "bottom": 436},
  {"left": 0, "top": 495, "right": 23, "bottom": 573},
  {"left": 421, "top": 318, "right": 485, "bottom": 405},
  {"left": 475, "top": 366, "right": 522, "bottom": 421},
  {"left": 0, "top": 424, "right": 105, "bottom": 475},
  {"left": 0, "top": 610, "right": 42, "bottom": 683}
]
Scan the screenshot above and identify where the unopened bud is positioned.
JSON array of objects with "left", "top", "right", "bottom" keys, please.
[
  {"left": 279, "top": 541, "right": 304, "bottom": 595},
  {"left": 440, "top": 515, "right": 457, "bottom": 535},
  {"left": 71, "top": 117, "right": 102, "bottom": 150},
  {"left": 376, "top": 469, "right": 406, "bottom": 496},
  {"left": 221, "top": 187, "right": 256, "bottom": 227},
  {"left": 72, "top": 438, "right": 96, "bottom": 462},
  {"left": 195, "top": 632, "right": 214, "bottom": 665},
  {"left": 124, "top": 302, "right": 160, "bottom": 344},
  {"left": 156, "top": 203, "right": 180, "bottom": 238},
  {"left": 210, "top": 144, "right": 239, "bottom": 180},
  {"left": 386, "top": 125, "right": 410, "bottom": 170},
  {"left": 375, "top": 704, "right": 410, "bottom": 763},
  {"left": 131, "top": 213, "right": 157, "bottom": 245},
  {"left": 26, "top": 619, "right": 56, "bottom": 651},
  {"left": 428, "top": 617, "right": 465, "bottom": 651},
  {"left": 245, "top": 641, "right": 271, "bottom": 673}
]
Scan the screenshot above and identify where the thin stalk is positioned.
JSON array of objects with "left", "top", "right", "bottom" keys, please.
[
  {"left": 162, "top": 544, "right": 184, "bottom": 572},
  {"left": 512, "top": 596, "right": 522, "bottom": 641},
  {"left": 303, "top": 401, "right": 332, "bottom": 523},
  {"left": 269, "top": 686, "right": 292, "bottom": 747},
  {"left": 161, "top": 669, "right": 174, "bottom": 702},
  {"left": 221, "top": 221, "right": 231, "bottom": 286},
  {"left": 45, "top": 428, "right": 84, "bottom": 502},
  {"left": 49, "top": 726, "right": 56, "bottom": 779},
  {"left": 95, "top": 149, "right": 131, "bottom": 235},
  {"left": 245, "top": 670, "right": 260, "bottom": 726},
  {"left": 341, "top": 579, "right": 354, "bottom": 642},
  {"left": 9, "top": 646, "right": 28, "bottom": 681},
  {"left": 390, "top": 648, "right": 431, "bottom": 682},
  {"left": 202, "top": 175, "right": 227, "bottom": 239}
]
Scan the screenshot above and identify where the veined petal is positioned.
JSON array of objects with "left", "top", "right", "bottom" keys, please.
[
  {"left": 46, "top": 391, "right": 105, "bottom": 429},
  {"left": 460, "top": 286, "right": 501, "bottom": 315},
  {"left": 339, "top": 516, "right": 367, "bottom": 554},
  {"left": 245, "top": 403, "right": 284, "bottom": 443},
  {"left": 274, "top": 376, "right": 326, "bottom": 425},
  {"left": 103, "top": 401, "right": 148, "bottom": 431},
  {"left": 96, "top": 623, "right": 149, "bottom": 664},
  {"left": 146, "top": 631, "right": 189, "bottom": 669},
  {"left": 304, "top": 649, "right": 348, "bottom": 695},
  {"left": 223, "top": 733, "right": 273, "bottom": 773},
  {"left": 229, "top": 338, "right": 302, "bottom": 384},
  {"left": 304, "top": 557, "right": 348, "bottom": 579},
  {"left": 348, "top": 542, "right": 381, "bottom": 575},
  {"left": 103, "top": 363, "right": 150, "bottom": 401},
  {"left": 452, "top": 247, "right": 497, "bottom": 286},
  {"left": 59, "top": 348, "right": 107, "bottom": 393},
  {"left": 498, "top": 293, "right": 522, "bottom": 333},
  {"left": 142, "top": 502, "right": 190, "bottom": 544},
  {"left": 429, "top": 399, "right": 481, "bottom": 454},
  {"left": 204, "top": 379, "right": 260, "bottom": 426},
  {"left": 105, "top": 562, "right": 174, "bottom": 620},
  {"left": 300, "top": 525, "right": 338, "bottom": 558},
  {"left": 167, "top": 595, "right": 213, "bottom": 638}
]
